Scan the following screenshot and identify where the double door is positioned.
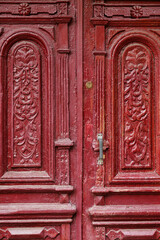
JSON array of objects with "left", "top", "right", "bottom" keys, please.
[{"left": 0, "top": 0, "right": 160, "bottom": 239}]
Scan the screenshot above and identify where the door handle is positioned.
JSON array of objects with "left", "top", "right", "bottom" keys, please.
[
  {"left": 97, "top": 133, "right": 103, "bottom": 165},
  {"left": 92, "top": 135, "right": 109, "bottom": 164}
]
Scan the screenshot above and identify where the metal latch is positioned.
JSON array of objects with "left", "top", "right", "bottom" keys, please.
[{"left": 97, "top": 133, "right": 103, "bottom": 165}]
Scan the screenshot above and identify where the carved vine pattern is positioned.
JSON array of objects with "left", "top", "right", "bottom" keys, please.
[
  {"left": 13, "top": 44, "right": 41, "bottom": 166},
  {"left": 123, "top": 46, "right": 151, "bottom": 167}
]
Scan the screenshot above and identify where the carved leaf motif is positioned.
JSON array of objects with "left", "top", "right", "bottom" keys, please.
[
  {"left": 123, "top": 46, "right": 150, "bottom": 168},
  {"left": 13, "top": 44, "right": 41, "bottom": 166}
]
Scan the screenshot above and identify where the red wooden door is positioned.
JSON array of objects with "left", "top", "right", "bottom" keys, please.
[
  {"left": 0, "top": 1, "right": 77, "bottom": 240},
  {"left": 0, "top": 0, "right": 160, "bottom": 240},
  {"left": 83, "top": 0, "right": 160, "bottom": 240}
]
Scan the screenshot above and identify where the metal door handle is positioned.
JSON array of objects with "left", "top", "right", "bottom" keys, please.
[{"left": 97, "top": 133, "right": 103, "bottom": 165}]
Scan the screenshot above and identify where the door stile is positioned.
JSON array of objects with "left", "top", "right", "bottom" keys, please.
[
  {"left": 92, "top": 24, "right": 107, "bottom": 190},
  {"left": 76, "top": 0, "right": 83, "bottom": 240},
  {"left": 91, "top": 13, "right": 108, "bottom": 240}
]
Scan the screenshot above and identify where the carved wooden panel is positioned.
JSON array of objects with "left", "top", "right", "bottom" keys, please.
[
  {"left": 109, "top": 34, "right": 160, "bottom": 184},
  {"left": 122, "top": 44, "right": 151, "bottom": 169},
  {"left": 0, "top": 29, "right": 55, "bottom": 182},
  {"left": 10, "top": 42, "right": 41, "bottom": 168}
]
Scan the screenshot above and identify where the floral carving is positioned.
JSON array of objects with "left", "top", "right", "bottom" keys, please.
[
  {"left": 18, "top": 3, "right": 31, "bottom": 16},
  {"left": 13, "top": 44, "right": 41, "bottom": 166},
  {"left": 58, "top": 3, "right": 67, "bottom": 15},
  {"left": 130, "top": 6, "right": 143, "bottom": 18},
  {"left": 94, "top": 6, "right": 104, "bottom": 18},
  {"left": 123, "top": 46, "right": 151, "bottom": 168}
]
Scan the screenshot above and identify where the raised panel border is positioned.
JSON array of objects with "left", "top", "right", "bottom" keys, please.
[
  {"left": 108, "top": 30, "right": 160, "bottom": 185},
  {"left": 0, "top": 28, "right": 55, "bottom": 183}
]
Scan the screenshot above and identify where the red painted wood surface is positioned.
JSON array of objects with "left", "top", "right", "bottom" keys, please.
[
  {"left": 0, "top": 0, "right": 160, "bottom": 239},
  {"left": 84, "top": 0, "right": 160, "bottom": 239},
  {"left": 0, "top": 1, "right": 76, "bottom": 239}
]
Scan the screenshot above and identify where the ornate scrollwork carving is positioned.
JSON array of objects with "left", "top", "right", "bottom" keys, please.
[
  {"left": 13, "top": 43, "right": 41, "bottom": 166},
  {"left": 123, "top": 45, "right": 151, "bottom": 168}
]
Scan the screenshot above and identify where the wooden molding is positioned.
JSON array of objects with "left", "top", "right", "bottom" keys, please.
[
  {"left": 89, "top": 204, "right": 160, "bottom": 225},
  {"left": 0, "top": 184, "right": 74, "bottom": 193},
  {"left": 0, "top": 203, "right": 76, "bottom": 222},
  {"left": 106, "top": 229, "right": 160, "bottom": 240},
  {"left": 91, "top": 186, "right": 160, "bottom": 195}
]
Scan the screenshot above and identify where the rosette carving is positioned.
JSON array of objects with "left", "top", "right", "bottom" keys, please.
[
  {"left": 130, "top": 6, "right": 143, "bottom": 18},
  {"left": 18, "top": 3, "right": 31, "bottom": 16}
]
